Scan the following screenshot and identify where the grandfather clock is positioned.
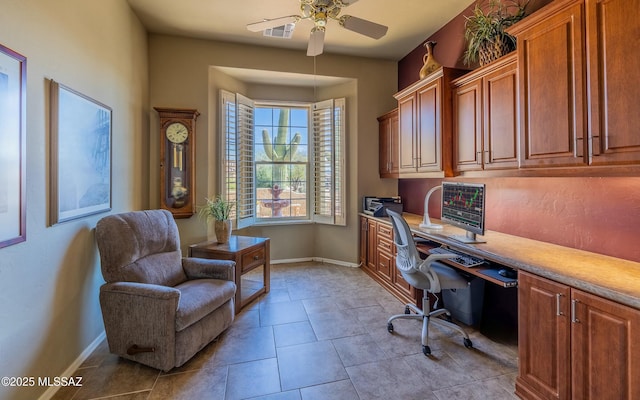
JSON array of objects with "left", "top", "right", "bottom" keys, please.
[{"left": 155, "top": 107, "right": 199, "bottom": 218}]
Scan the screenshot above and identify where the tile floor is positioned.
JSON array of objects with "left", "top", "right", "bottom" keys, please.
[{"left": 52, "top": 261, "right": 519, "bottom": 400}]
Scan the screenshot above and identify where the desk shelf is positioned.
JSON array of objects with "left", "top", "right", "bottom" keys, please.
[{"left": 415, "top": 243, "right": 517, "bottom": 288}]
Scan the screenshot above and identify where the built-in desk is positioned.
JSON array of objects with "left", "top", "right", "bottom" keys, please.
[
  {"left": 364, "top": 212, "right": 640, "bottom": 310},
  {"left": 360, "top": 212, "right": 640, "bottom": 400}
]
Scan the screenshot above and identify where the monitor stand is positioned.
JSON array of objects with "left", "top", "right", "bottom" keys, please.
[{"left": 449, "top": 231, "right": 486, "bottom": 244}]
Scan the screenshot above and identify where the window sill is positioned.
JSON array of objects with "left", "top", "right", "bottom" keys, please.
[{"left": 252, "top": 219, "right": 314, "bottom": 227}]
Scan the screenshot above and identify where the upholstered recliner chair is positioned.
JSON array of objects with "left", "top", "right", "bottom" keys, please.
[{"left": 95, "top": 209, "right": 236, "bottom": 371}]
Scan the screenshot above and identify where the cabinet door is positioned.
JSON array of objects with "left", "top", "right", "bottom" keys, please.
[
  {"left": 378, "top": 109, "right": 399, "bottom": 177},
  {"left": 398, "top": 94, "right": 417, "bottom": 172},
  {"left": 366, "top": 219, "right": 377, "bottom": 271},
  {"left": 586, "top": 0, "right": 640, "bottom": 165},
  {"left": 514, "top": 1, "right": 587, "bottom": 168},
  {"left": 359, "top": 216, "right": 368, "bottom": 268},
  {"left": 416, "top": 79, "right": 442, "bottom": 172},
  {"left": 516, "top": 271, "right": 571, "bottom": 400},
  {"left": 454, "top": 78, "right": 483, "bottom": 172},
  {"left": 571, "top": 289, "right": 640, "bottom": 400},
  {"left": 388, "top": 111, "right": 399, "bottom": 175},
  {"left": 483, "top": 58, "right": 519, "bottom": 169}
]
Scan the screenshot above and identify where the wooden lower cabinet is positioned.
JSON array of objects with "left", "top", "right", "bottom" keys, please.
[
  {"left": 366, "top": 218, "right": 377, "bottom": 272},
  {"left": 359, "top": 216, "right": 420, "bottom": 308},
  {"left": 376, "top": 222, "right": 394, "bottom": 283},
  {"left": 516, "top": 271, "right": 640, "bottom": 400},
  {"left": 359, "top": 216, "right": 368, "bottom": 267}
]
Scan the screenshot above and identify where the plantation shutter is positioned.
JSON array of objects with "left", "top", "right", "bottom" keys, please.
[
  {"left": 312, "top": 98, "right": 346, "bottom": 225},
  {"left": 333, "top": 98, "right": 346, "bottom": 226},
  {"left": 235, "top": 93, "right": 255, "bottom": 228},
  {"left": 220, "top": 90, "right": 255, "bottom": 229}
]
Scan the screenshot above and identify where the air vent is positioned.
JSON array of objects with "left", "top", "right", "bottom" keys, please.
[{"left": 263, "top": 23, "right": 295, "bottom": 39}]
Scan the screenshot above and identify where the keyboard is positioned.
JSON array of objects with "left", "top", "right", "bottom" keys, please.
[{"left": 428, "top": 246, "right": 485, "bottom": 268}]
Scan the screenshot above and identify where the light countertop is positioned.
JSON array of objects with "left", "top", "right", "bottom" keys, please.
[{"left": 362, "top": 212, "right": 640, "bottom": 310}]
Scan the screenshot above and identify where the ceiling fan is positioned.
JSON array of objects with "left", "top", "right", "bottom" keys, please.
[{"left": 246, "top": 0, "right": 388, "bottom": 56}]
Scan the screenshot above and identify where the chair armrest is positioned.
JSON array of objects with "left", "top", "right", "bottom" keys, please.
[
  {"left": 99, "top": 282, "right": 181, "bottom": 371},
  {"left": 182, "top": 257, "right": 235, "bottom": 281},
  {"left": 101, "top": 281, "right": 181, "bottom": 300}
]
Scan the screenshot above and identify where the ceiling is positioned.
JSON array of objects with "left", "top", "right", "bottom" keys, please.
[{"left": 127, "top": 0, "right": 474, "bottom": 61}]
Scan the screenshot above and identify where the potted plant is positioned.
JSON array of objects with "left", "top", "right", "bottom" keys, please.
[
  {"left": 198, "top": 196, "right": 235, "bottom": 244},
  {"left": 463, "top": 0, "right": 528, "bottom": 67}
]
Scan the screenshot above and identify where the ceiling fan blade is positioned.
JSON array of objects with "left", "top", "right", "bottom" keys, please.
[
  {"left": 247, "top": 16, "right": 298, "bottom": 32},
  {"left": 307, "top": 27, "right": 325, "bottom": 56},
  {"left": 340, "top": 15, "right": 388, "bottom": 39},
  {"left": 340, "top": 0, "right": 360, "bottom": 5}
]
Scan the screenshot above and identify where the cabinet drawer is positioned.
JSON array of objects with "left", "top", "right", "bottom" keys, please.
[
  {"left": 377, "top": 223, "right": 393, "bottom": 240},
  {"left": 377, "top": 236, "right": 394, "bottom": 255},
  {"left": 241, "top": 247, "right": 266, "bottom": 272},
  {"left": 377, "top": 250, "right": 394, "bottom": 282}
]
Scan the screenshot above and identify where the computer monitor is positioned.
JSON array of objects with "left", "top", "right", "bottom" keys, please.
[{"left": 441, "top": 181, "right": 486, "bottom": 243}]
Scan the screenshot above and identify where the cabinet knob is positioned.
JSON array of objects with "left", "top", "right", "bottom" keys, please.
[{"left": 254, "top": 255, "right": 260, "bottom": 260}]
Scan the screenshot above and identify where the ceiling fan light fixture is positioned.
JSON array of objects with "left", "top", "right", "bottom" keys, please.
[{"left": 247, "top": 0, "right": 388, "bottom": 56}]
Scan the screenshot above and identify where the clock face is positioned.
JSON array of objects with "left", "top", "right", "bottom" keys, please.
[{"left": 166, "top": 122, "right": 189, "bottom": 143}]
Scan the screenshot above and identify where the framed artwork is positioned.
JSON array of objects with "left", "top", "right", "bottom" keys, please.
[
  {"left": 0, "top": 44, "right": 26, "bottom": 249},
  {"left": 50, "top": 80, "right": 112, "bottom": 225}
]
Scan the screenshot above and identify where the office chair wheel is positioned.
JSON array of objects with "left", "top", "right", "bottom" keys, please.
[
  {"left": 422, "top": 345, "right": 431, "bottom": 356},
  {"left": 463, "top": 338, "right": 473, "bottom": 349},
  {"left": 404, "top": 306, "right": 411, "bottom": 314},
  {"left": 387, "top": 322, "right": 394, "bottom": 333}
]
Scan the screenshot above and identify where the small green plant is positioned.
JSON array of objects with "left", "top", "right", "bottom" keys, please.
[
  {"left": 463, "top": 0, "right": 528, "bottom": 66},
  {"left": 198, "top": 196, "right": 234, "bottom": 221}
]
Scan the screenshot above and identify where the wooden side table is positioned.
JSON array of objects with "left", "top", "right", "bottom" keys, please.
[{"left": 189, "top": 236, "right": 270, "bottom": 314}]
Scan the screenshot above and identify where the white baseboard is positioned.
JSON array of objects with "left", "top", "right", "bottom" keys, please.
[
  {"left": 38, "top": 331, "right": 106, "bottom": 400},
  {"left": 271, "top": 257, "right": 359, "bottom": 268}
]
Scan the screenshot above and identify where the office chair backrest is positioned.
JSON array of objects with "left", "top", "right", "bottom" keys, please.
[
  {"left": 386, "top": 209, "right": 421, "bottom": 273},
  {"left": 387, "top": 209, "right": 449, "bottom": 293}
]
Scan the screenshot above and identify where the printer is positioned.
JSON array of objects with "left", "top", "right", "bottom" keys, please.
[{"left": 363, "top": 196, "right": 403, "bottom": 217}]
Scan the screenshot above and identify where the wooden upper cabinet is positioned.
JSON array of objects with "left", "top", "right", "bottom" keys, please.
[
  {"left": 377, "top": 109, "right": 399, "bottom": 178},
  {"left": 453, "top": 53, "right": 519, "bottom": 172},
  {"left": 453, "top": 75, "right": 483, "bottom": 171},
  {"left": 394, "top": 67, "right": 464, "bottom": 177},
  {"left": 484, "top": 56, "right": 519, "bottom": 169},
  {"left": 416, "top": 79, "right": 442, "bottom": 172},
  {"left": 586, "top": 0, "right": 640, "bottom": 165},
  {"left": 508, "top": 0, "right": 587, "bottom": 168},
  {"left": 397, "top": 93, "right": 417, "bottom": 172}
]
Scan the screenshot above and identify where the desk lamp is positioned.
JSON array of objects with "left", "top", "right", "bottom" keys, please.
[{"left": 419, "top": 185, "right": 443, "bottom": 230}]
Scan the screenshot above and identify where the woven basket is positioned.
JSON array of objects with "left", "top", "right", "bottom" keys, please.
[{"left": 478, "top": 35, "right": 515, "bottom": 66}]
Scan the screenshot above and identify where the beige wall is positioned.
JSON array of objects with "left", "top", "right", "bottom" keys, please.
[
  {"left": 0, "top": 1, "right": 148, "bottom": 399},
  {"left": 0, "top": 7, "right": 398, "bottom": 399},
  {"left": 148, "top": 35, "right": 398, "bottom": 263}
]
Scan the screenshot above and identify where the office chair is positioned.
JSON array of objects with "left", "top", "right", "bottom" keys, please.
[{"left": 385, "top": 209, "right": 473, "bottom": 356}]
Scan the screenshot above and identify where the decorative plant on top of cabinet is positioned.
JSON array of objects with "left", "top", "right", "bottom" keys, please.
[{"left": 463, "top": 0, "right": 528, "bottom": 67}]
